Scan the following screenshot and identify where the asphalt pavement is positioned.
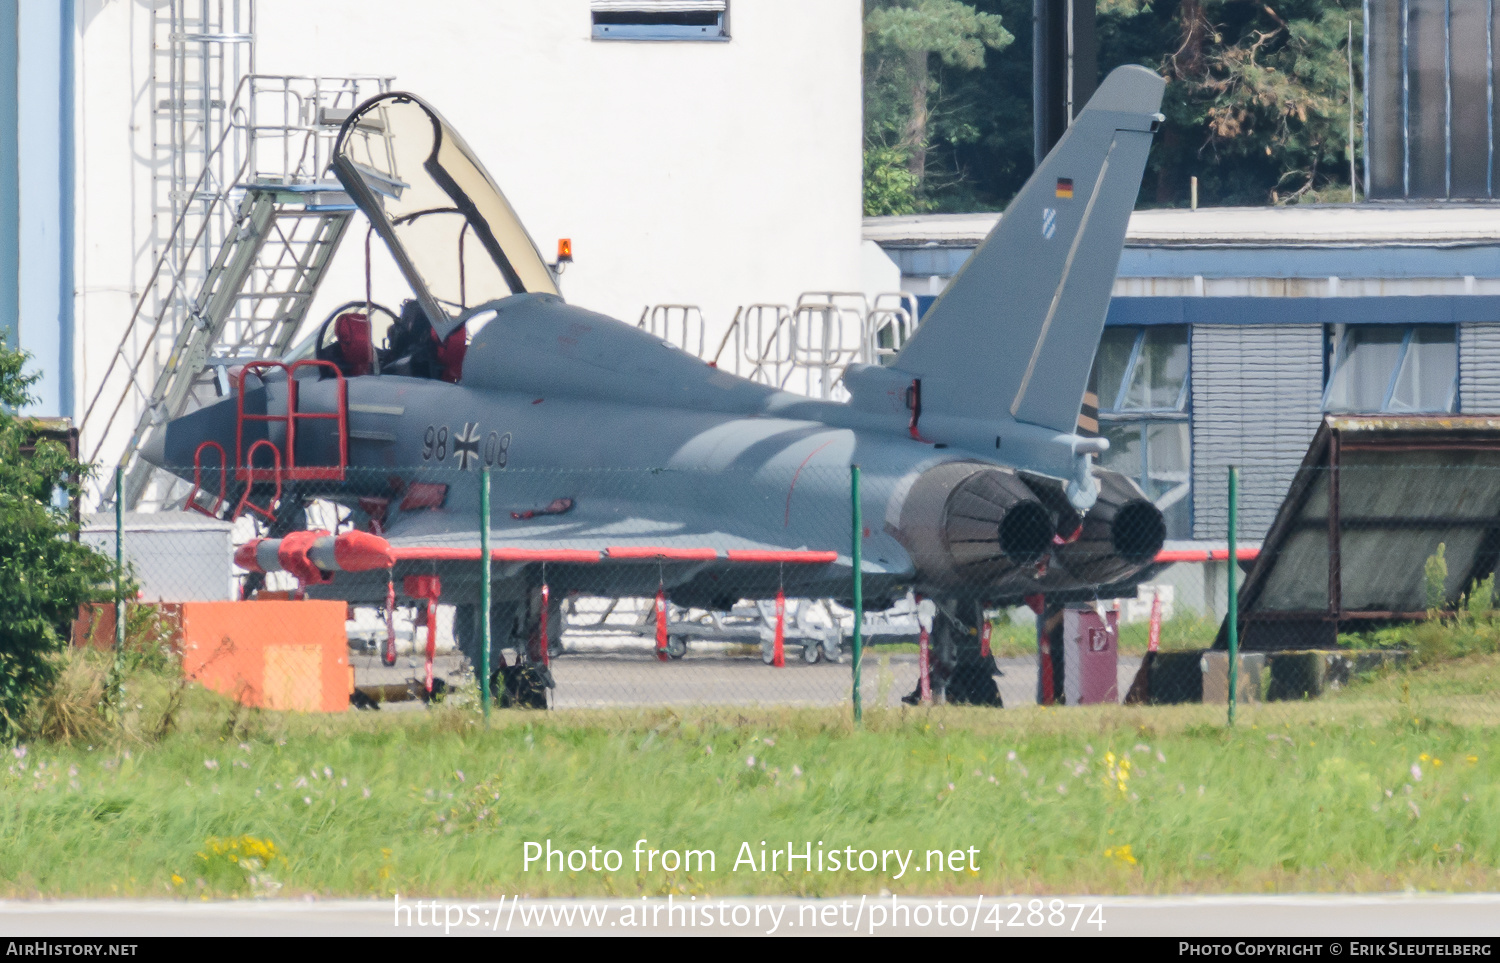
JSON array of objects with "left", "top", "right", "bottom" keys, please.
[
  {"left": 347, "top": 649, "right": 1143, "bottom": 709},
  {"left": 4, "top": 894, "right": 1497, "bottom": 937}
]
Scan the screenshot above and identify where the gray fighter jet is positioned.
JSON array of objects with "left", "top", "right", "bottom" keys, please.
[{"left": 143, "top": 65, "right": 1169, "bottom": 704}]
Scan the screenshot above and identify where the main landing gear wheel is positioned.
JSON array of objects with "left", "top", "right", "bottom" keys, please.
[
  {"left": 665, "top": 636, "right": 687, "bottom": 660},
  {"left": 802, "top": 644, "right": 820, "bottom": 664}
]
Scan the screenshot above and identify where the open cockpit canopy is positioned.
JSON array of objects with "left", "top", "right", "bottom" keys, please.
[{"left": 332, "top": 92, "right": 559, "bottom": 339}]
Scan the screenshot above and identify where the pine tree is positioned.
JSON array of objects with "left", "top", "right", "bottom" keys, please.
[
  {"left": 862, "top": 0, "right": 1366, "bottom": 210},
  {"left": 864, "top": 0, "right": 1014, "bottom": 213}
]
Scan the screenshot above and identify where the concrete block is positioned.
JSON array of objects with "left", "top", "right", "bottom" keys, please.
[{"left": 1200, "top": 650, "right": 1265, "bottom": 704}]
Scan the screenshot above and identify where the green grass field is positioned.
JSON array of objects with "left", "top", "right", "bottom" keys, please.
[{"left": 1, "top": 650, "right": 1497, "bottom": 900}]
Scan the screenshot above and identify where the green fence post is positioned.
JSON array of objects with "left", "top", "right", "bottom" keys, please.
[
  {"left": 114, "top": 467, "right": 125, "bottom": 648},
  {"left": 112, "top": 466, "right": 125, "bottom": 715},
  {"left": 851, "top": 464, "right": 863, "bottom": 727},
  {"left": 480, "top": 467, "right": 492, "bottom": 718},
  {"left": 1227, "top": 465, "right": 1239, "bottom": 727}
]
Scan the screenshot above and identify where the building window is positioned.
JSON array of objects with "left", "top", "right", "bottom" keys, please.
[
  {"left": 1323, "top": 324, "right": 1457, "bottom": 413},
  {"left": 592, "top": 1, "right": 729, "bottom": 41},
  {"left": 1092, "top": 325, "right": 1192, "bottom": 539}
]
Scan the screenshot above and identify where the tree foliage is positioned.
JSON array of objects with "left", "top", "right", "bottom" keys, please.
[
  {"left": 1138, "top": 0, "right": 1363, "bottom": 205},
  {"left": 864, "top": 0, "right": 1015, "bottom": 213},
  {"left": 864, "top": 0, "right": 1365, "bottom": 211},
  {"left": 0, "top": 344, "right": 120, "bottom": 739}
]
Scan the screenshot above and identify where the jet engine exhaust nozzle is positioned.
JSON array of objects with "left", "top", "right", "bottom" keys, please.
[
  {"left": 1111, "top": 498, "right": 1168, "bottom": 561},
  {"left": 1049, "top": 471, "right": 1167, "bottom": 587},
  {"left": 996, "top": 500, "right": 1055, "bottom": 564},
  {"left": 894, "top": 462, "right": 1057, "bottom": 587}
]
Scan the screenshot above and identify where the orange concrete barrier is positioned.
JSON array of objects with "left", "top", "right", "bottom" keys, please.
[
  {"left": 72, "top": 603, "right": 182, "bottom": 651},
  {"left": 180, "top": 601, "right": 350, "bottom": 713}
]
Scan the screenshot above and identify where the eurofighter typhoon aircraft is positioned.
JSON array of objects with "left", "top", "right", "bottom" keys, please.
[{"left": 143, "top": 66, "right": 1168, "bottom": 704}]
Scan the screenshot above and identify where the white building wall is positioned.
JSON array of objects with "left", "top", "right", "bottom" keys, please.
[
  {"left": 73, "top": 0, "right": 864, "bottom": 468},
  {"left": 76, "top": 0, "right": 170, "bottom": 468}
]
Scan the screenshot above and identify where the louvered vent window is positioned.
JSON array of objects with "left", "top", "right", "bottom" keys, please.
[
  {"left": 592, "top": 1, "right": 729, "bottom": 41},
  {"left": 1091, "top": 325, "right": 1192, "bottom": 538}
]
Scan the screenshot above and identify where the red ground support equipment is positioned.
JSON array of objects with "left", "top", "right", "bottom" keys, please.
[
  {"left": 1062, "top": 606, "right": 1120, "bottom": 705},
  {"left": 654, "top": 587, "right": 669, "bottom": 662},
  {"left": 980, "top": 617, "right": 992, "bottom": 658},
  {"left": 771, "top": 588, "right": 786, "bottom": 668},
  {"left": 403, "top": 574, "right": 442, "bottom": 695}
]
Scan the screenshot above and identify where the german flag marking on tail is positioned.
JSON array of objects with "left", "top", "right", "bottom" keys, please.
[{"left": 1055, "top": 177, "right": 1074, "bottom": 199}]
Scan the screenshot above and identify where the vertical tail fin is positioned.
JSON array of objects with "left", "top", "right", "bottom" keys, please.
[{"left": 892, "top": 65, "right": 1165, "bottom": 434}]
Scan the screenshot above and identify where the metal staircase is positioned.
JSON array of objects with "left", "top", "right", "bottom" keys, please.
[
  {"left": 113, "top": 185, "right": 355, "bottom": 510},
  {"left": 83, "top": 69, "right": 389, "bottom": 511}
]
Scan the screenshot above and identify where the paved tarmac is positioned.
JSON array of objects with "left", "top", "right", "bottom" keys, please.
[
  {"left": 3, "top": 894, "right": 1498, "bottom": 937},
  {"left": 348, "top": 649, "right": 1143, "bottom": 709}
]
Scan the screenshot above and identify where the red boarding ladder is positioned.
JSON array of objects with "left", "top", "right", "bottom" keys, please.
[
  {"left": 234, "top": 440, "right": 284, "bottom": 521},
  {"left": 186, "top": 441, "right": 227, "bottom": 518},
  {"left": 233, "top": 359, "right": 349, "bottom": 490}
]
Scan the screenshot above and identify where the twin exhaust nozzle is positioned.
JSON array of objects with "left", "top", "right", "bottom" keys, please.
[{"left": 896, "top": 462, "right": 1166, "bottom": 592}]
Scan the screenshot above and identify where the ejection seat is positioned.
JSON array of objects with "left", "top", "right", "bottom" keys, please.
[
  {"left": 305, "top": 300, "right": 398, "bottom": 377},
  {"left": 381, "top": 298, "right": 466, "bottom": 382},
  {"left": 330, "top": 311, "right": 375, "bottom": 377}
]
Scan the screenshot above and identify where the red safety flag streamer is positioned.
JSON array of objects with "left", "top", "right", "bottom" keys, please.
[
  {"left": 1040, "top": 638, "right": 1055, "bottom": 706},
  {"left": 1026, "top": 593, "right": 1055, "bottom": 705},
  {"left": 655, "top": 587, "right": 670, "bottom": 662},
  {"left": 979, "top": 617, "right": 992, "bottom": 658},
  {"left": 1147, "top": 589, "right": 1162, "bottom": 653},
  {"left": 424, "top": 600, "right": 438, "bottom": 695},
  {"left": 771, "top": 588, "right": 786, "bottom": 668},
  {"left": 539, "top": 581, "right": 552, "bottom": 668},
  {"left": 382, "top": 576, "right": 397, "bottom": 667}
]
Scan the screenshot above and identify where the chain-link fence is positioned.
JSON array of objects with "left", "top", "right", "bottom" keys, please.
[{"left": 74, "top": 461, "right": 1500, "bottom": 727}]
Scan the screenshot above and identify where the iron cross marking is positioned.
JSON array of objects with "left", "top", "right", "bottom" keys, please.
[{"left": 454, "top": 422, "right": 481, "bottom": 470}]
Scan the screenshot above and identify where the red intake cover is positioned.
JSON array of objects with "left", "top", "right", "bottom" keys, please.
[{"left": 279, "top": 530, "right": 331, "bottom": 585}]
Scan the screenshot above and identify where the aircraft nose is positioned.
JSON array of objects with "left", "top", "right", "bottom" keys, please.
[{"left": 139, "top": 424, "right": 168, "bottom": 468}]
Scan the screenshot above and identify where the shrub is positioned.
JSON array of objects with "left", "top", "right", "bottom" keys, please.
[{"left": 0, "top": 345, "right": 123, "bottom": 740}]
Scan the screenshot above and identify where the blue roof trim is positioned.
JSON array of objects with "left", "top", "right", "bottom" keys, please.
[
  {"left": 886, "top": 243, "right": 1500, "bottom": 281},
  {"left": 1118, "top": 245, "right": 1500, "bottom": 279},
  {"left": 1105, "top": 295, "right": 1500, "bottom": 326}
]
